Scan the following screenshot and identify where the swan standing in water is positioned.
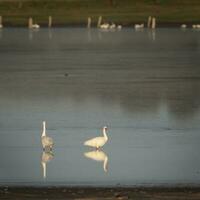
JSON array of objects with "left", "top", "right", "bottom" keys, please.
[
  {"left": 41, "top": 151, "right": 54, "bottom": 179},
  {"left": 31, "top": 24, "right": 40, "bottom": 29},
  {"left": 41, "top": 121, "right": 54, "bottom": 151},
  {"left": 84, "top": 150, "right": 108, "bottom": 172},
  {"left": 84, "top": 126, "right": 108, "bottom": 149}
]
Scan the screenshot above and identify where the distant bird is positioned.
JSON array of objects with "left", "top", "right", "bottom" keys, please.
[
  {"left": 32, "top": 24, "right": 40, "bottom": 29},
  {"left": 134, "top": 23, "right": 144, "bottom": 30},
  {"left": 41, "top": 121, "right": 54, "bottom": 151},
  {"left": 0, "top": 24, "right": 3, "bottom": 29},
  {"left": 100, "top": 23, "right": 110, "bottom": 29},
  {"left": 84, "top": 126, "right": 108, "bottom": 149},
  {"left": 41, "top": 151, "right": 54, "bottom": 179},
  {"left": 117, "top": 25, "right": 122, "bottom": 30},
  {"left": 192, "top": 24, "right": 200, "bottom": 29},
  {"left": 192, "top": 24, "right": 197, "bottom": 29},
  {"left": 64, "top": 73, "right": 69, "bottom": 77},
  {"left": 84, "top": 150, "right": 108, "bottom": 172},
  {"left": 181, "top": 24, "right": 187, "bottom": 28},
  {"left": 110, "top": 23, "right": 116, "bottom": 29}
]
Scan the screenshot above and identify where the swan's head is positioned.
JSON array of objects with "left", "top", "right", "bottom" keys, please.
[
  {"left": 43, "top": 121, "right": 46, "bottom": 126},
  {"left": 103, "top": 126, "right": 108, "bottom": 131}
]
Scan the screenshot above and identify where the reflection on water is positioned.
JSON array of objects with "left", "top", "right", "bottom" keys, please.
[
  {"left": 28, "top": 29, "right": 40, "bottom": 40},
  {"left": 147, "top": 29, "right": 156, "bottom": 41},
  {"left": 0, "top": 29, "right": 2, "bottom": 40},
  {"left": 84, "top": 150, "right": 108, "bottom": 172},
  {"left": 0, "top": 28, "right": 200, "bottom": 186},
  {"left": 41, "top": 151, "right": 54, "bottom": 179},
  {"left": 48, "top": 29, "right": 52, "bottom": 40}
]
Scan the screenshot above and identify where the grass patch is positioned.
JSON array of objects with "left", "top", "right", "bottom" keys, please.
[{"left": 0, "top": 0, "right": 200, "bottom": 26}]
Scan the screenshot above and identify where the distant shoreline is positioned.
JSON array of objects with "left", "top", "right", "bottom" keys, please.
[
  {"left": 1, "top": 22, "right": 199, "bottom": 28},
  {"left": 1, "top": 0, "right": 200, "bottom": 28},
  {"left": 1, "top": 186, "right": 200, "bottom": 199}
]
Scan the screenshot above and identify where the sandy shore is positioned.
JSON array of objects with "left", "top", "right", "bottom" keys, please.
[{"left": 1, "top": 187, "right": 200, "bottom": 200}]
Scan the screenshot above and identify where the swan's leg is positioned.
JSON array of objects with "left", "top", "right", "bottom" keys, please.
[{"left": 96, "top": 146, "right": 100, "bottom": 151}]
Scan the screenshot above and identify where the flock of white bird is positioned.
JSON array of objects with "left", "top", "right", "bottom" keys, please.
[
  {"left": 181, "top": 24, "right": 200, "bottom": 29},
  {"left": 27, "top": 23, "right": 200, "bottom": 30},
  {"left": 1, "top": 22, "right": 200, "bottom": 30},
  {"left": 41, "top": 121, "right": 109, "bottom": 178},
  {"left": 99, "top": 22, "right": 200, "bottom": 30},
  {"left": 99, "top": 22, "right": 122, "bottom": 30}
]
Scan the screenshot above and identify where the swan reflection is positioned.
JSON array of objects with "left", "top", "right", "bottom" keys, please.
[
  {"left": 148, "top": 29, "right": 156, "bottom": 41},
  {"left": 41, "top": 151, "right": 54, "bottom": 179},
  {"left": 84, "top": 150, "right": 108, "bottom": 172}
]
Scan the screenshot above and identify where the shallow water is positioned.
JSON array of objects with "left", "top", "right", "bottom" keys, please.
[{"left": 0, "top": 28, "right": 200, "bottom": 186}]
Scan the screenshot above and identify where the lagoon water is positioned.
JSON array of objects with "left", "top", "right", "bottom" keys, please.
[{"left": 0, "top": 28, "right": 200, "bottom": 186}]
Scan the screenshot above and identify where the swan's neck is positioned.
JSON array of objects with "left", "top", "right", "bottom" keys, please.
[
  {"left": 103, "top": 156, "right": 108, "bottom": 172},
  {"left": 42, "top": 121, "right": 46, "bottom": 137},
  {"left": 103, "top": 128, "right": 108, "bottom": 141},
  {"left": 42, "top": 162, "right": 46, "bottom": 179}
]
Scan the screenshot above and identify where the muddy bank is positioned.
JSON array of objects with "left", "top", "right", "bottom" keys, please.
[{"left": 1, "top": 187, "right": 200, "bottom": 200}]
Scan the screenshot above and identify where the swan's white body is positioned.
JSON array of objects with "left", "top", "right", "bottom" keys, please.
[
  {"left": 84, "top": 150, "right": 108, "bottom": 172},
  {"left": 192, "top": 24, "right": 200, "bottom": 29},
  {"left": 117, "top": 25, "right": 122, "bottom": 30},
  {"left": 100, "top": 23, "right": 110, "bottom": 29},
  {"left": 197, "top": 25, "right": 200, "bottom": 29},
  {"left": 134, "top": 23, "right": 144, "bottom": 29},
  {"left": 41, "top": 121, "right": 54, "bottom": 150},
  {"left": 84, "top": 127, "right": 108, "bottom": 149},
  {"left": 181, "top": 24, "right": 187, "bottom": 28},
  {"left": 110, "top": 23, "right": 116, "bottom": 29},
  {"left": 32, "top": 24, "right": 40, "bottom": 29},
  {"left": 192, "top": 24, "right": 197, "bottom": 29},
  {"left": 41, "top": 151, "right": 54, "bottom": 179}
]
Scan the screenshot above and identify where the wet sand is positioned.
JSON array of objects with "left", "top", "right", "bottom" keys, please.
[{"left": 1, "top": 187, "right": 200, "bottom": 200}]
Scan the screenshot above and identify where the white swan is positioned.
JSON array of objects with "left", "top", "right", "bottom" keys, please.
[
  {"left": 192, "top": 24, "right": 197, "bottom": 29},
  {"left": 32, "top": 24, "right": 40, "bottom": 29},
  {"left": 41, "top": 121, "right": 54, "bottom": 151},
  {"left": 84, "top": 150, "right": 108, "bottom": 172},
  {"left": 84, "top": 126, "right": 108, "bottom": 149},
  {"left": 181, "top": 24, "right": 187, "bottom": 28},
  {"left": 41, "top": 151, "right": 54, "bottom": 179},
  {"left": 100, "top": 23, "right": 110, "bottom": 29},
  {"left": 134, "top": 23, "right": 144, "bottom": 29},
  {"left": 110, "top": 23, "right": 116, "bottom": 29},
  {"left": 117, "top": 25, "right": 122, "bottom": 30}
]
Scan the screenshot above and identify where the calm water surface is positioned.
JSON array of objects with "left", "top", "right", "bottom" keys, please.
[{"left": 0, "top": 28, "right": 200, "bottom": 186}]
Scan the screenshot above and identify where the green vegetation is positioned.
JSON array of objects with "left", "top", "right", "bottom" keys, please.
[{"left": 0, "top": 0, "right": 200, "bottom": 26}]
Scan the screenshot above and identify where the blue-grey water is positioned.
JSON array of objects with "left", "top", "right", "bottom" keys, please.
[{"left": 0, "top": 28, "right": 200, "bottom": 186}]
